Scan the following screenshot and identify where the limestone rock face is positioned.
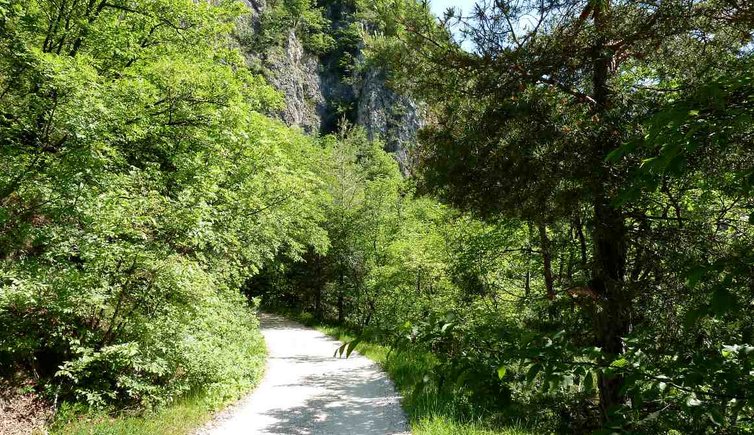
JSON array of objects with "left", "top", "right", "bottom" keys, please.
[
  {"left": 355, "top": 67, "right": 423, "bottom": 173},
  {"left": 263, "top": 30, "right": 325, "bottom": 134},
  {"left": 238, "top": 1, "right": 422, "bottom": 170}
]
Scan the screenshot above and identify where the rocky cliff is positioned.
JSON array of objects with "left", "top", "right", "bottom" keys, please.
[
  {"left": 355, "top": 66, "right": 422, "bottom": 171},
  {"left": 264, "top": 29, "right": 325, "bottom": 134},
  {"left": 238, "top": 0, "right": 421, "bottom": 172}
]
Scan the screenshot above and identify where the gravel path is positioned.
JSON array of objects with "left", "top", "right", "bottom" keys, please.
[{"left": 197, "top": 313, "right": 410, "bottom": 435}]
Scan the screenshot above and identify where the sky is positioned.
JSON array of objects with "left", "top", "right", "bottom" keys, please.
[
  {"left": 428, "top": 0, "right": 478, "bottom": 18},
  {"left": 428, "top": 0, "right": 478, "bottom": 51}
]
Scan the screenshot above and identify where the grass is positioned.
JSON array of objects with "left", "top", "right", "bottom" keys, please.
[
  {"left": 49, "top": 393, "right": 220, "bottom": 435},
  {"left": 298, "top": 315, "right": 534, "bottom": 435},
  {"left": 50, "top": 310, "right": 533, "bottom": 435},
  {"left": 412, "top": 416, "right": 530, "bottom": 435},
  {"left": 49, "top": 333, "right": 267, "bottom": 434},
  {"left": 48, "top": 367, "right": 270, "bottom": 435}
]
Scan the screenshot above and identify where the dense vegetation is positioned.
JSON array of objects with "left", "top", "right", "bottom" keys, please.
[
  {"left": 1, "top": 0, "right": 753, "bottom": 434},
  {"left": 0, "top": 0, "right": 327, "bottom": 415},
  {"left": 256, "top": 0, "right": 754, "bottom": 433}
]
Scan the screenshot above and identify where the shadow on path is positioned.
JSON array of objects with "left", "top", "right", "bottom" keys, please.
[{"left": 199, "top": 313, "right": 409, "bottom": 435}]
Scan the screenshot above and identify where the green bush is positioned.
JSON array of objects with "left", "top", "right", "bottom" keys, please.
[{"left": 0, "top": 0, "right": 325, "bottom": 410}]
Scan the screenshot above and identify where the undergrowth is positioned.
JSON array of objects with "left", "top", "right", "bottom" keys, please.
[{"left": 288, "top": 311, "right": 537, "bottom": 435}]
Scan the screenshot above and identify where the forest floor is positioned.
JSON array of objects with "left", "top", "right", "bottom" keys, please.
[
  {"left": 0, "top": 377, "right": 52, "bottom": 435},
  {"left": 196, "top": 313, "right": 409, "bottom": 435}
]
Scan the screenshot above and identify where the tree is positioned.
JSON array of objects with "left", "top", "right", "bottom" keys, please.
[
  {"left": 0, "top": 0, "right": 328, "bottom": 407},
  {"left": 319, "top": 127, "right": 401, "bottom": 323},
  {"left": 368, "top": 0, "right": 754, "bottom": 423}
]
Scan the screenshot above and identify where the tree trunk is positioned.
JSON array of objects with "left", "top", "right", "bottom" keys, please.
[
  {"left": 525, "top": 222, "right": 533, "bottom": 296},
  {"left": 337, "top": 268, "right": 345, "bottom": 323},
  {"left": 314, "top": 284, "right": 322, "bottom": 320},
  {"left": 591, "top": 195, "right": 630, "bottom": 420},
  {"left": 589, "top": 0, "right": 632, "bottom": 420},
  {"left": 364, "top": 299, "right": 375, "bottom": 327},
  {"left": 575, "top": 213, "right": 588, "bottom": 270},
  {"left": 538, "top": 223, "right": 555, "bottom": 301},
  {"left": 312, "top": 252, "right": 323, "bottom": 319}
]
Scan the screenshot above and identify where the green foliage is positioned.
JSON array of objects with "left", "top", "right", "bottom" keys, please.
[
  {"left": 258, "top": 0, "right": 754, "bottom": 433},
  {"left": 0, "top": 0, "right": 326, "bottom": 413},
  {"left": 253, "top": 128, "right": 558, "bottom": 429},
  {"left": 248, "top": 0, "right": 335, "bottom": 53},
  {"left": 355, "top": 0, "right": 754, "bottom": 432},
  {"left": 3, "top": 0, "right": 753, "bottom": 434},
  {"left": 307, "top": 318, "right": 535, "bottom": 435}
]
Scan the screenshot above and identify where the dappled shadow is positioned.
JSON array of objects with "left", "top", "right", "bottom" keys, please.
[
  {"left": 216, "top": 312, "right": 410, "bottom": 435},
  {"left": 270, "top": 355, "right": 336, "bottom": 365},
  {"left": 263, "top": 369, "right": 408, "bottom": 435},
  {"left": 258, "top": 312, "right": 304, "bottom": 330}
]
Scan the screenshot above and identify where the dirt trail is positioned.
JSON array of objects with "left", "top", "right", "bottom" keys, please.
[{"left": 198, "top": 313, "right": 409, "bottom": 435}]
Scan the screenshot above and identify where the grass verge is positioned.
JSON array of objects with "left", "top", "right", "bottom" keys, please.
[
  {"left": 287, "top": 312, "right": 534, "bottom": 435},
  {"left": 48, "top": 314, "right": 267, "bottom": 435},
  {"left": 48, "top": 364, "right": 267, "bottom": 435},
  {"left": 49, "top": 392, "right": 220, "bottom": 435}
]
